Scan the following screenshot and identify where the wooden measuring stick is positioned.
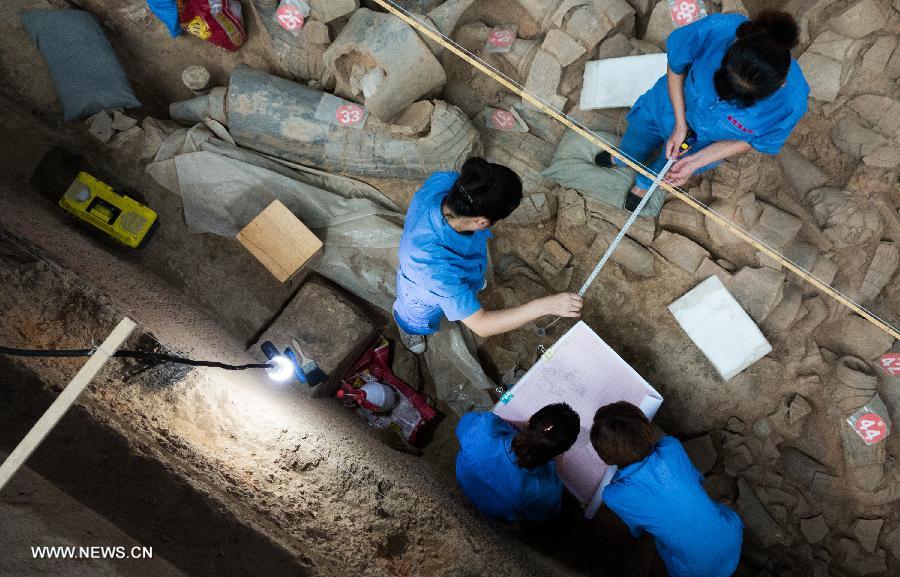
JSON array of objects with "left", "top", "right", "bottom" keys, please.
[
  {"left": 0, "top": 317, "right": 136, "bottom": 492},
  {"left": 371, "top": 0, "right": 900, "bottom": 341}
]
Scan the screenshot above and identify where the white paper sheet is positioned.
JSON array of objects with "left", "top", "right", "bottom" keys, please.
[
  {"left": 668, "top": 276, "right": 773, "bottom": 381},
  {"left": 579, "top": 53, "right": 668, "bottom": 110}
]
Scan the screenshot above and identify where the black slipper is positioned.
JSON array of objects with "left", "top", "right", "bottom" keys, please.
[
  {"left": 594, "top": 151, "right": 613, "bottom": 168},
  {"left": 624, "top": 191, "right": 644, "bottom": 212}
]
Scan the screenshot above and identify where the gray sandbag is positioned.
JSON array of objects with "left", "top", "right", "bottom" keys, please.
[
  {"left": 21, "top": 10, "right": 140, "bottom": 121},
  {"left": 541, "top": 129, "right": 667, "bottom": 217}
]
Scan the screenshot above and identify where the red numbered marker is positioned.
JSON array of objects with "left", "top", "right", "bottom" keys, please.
[
  {"left": 275, "top": 5, "right": 305, "bottom": 31},
  {"left": 854, "top": 413, "right": 888, "bottom": 444},
  {"left": 671, "top": 0, "right": 700, "bottom": 25},
  {"left": 491, "top": 109, "right": 517, "bottom": 131},
  {"left": 880, "top": 353, "right": 900, "bottom": 377},
  {"left": 488, "top": 28, "right": 516, "bottom": 49},
  {"left": 336, "top": 104, "right": 365, "bottom": 126}
]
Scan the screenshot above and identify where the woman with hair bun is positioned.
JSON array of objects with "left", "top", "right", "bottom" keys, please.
[
  {"left": 393, "top": 157, "right": 583, "bottom": 353},
  {"left": 597, "top": 11, "right": 809, "bottom": 212}
]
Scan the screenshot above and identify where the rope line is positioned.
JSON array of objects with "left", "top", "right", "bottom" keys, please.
[{"left": 371, "top": 0, "right": 900, "bottom": 341}]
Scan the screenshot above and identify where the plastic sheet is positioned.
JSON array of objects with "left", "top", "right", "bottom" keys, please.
[{"left": 146, "top": 127, "right": 497, "bottom": 412}]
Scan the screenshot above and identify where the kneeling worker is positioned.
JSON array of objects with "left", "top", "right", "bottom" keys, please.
[
  {"left": 455, "top": 403, "right": 580, "bottom": 523},
  {"left": 591, "top": 402, "right": 743, "bottom": 577},
  {"left": 393, "top": 157, "right": 583, "bottom": 353}
]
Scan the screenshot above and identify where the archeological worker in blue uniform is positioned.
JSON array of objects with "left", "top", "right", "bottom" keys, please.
[
  {"left": 393, "top": 157, "right": 583, "bottom": 354},
  {"left": 596, "top": 10, "right": 809, "bottom": 212},
  {"left": 591, "top": 402, "right": 743, "bottom": 577},
  {"left": 455, "top": 403, "right": 580, "bottom": 523}
]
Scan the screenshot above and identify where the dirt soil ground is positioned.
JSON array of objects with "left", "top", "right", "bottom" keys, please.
[{"left": 1, "top": 0, "right": 899, "bottom": 576}]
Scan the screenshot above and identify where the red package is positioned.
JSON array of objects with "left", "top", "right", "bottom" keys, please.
[{"left": 179, "top": 0, "right": 246, "bottom": 52}]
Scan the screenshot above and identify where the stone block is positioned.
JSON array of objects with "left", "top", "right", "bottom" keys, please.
[
  {"left": 737, "top": 479, "right": 789, "bottom": 548},
  {"left": 590, "top": 219, "right": 655, "bottom": 277},
  {"left": 838, "top": 538, "right": 887, "bottom": 575},
  {"left": 800, "top": 515, "right": 829, "bottom": 544},
  {"left": 324, "top": 9, "right": 446, "bottom": 122},
  {"left": 653, "top": 230, "right": 710, "bottom": 274},
  {"left": 683, "top": 434, "right": 717, "bottom": 474},
  {"left": 302, "top": 20, "right": 331, "bottom": 45},
  {"left": 814, "top": 316, "right": 894, "bottom": 360},
  {"left": 861, "top": 36, "right": 898, "bottom": 74},
  {"left": 643, "top": 1, "right": 672, "bottom": 50},
  {"left": 749, "top": 204, "right": 803, "bottom": 250},
  {"left": 832, "top": 112, "right": 892, "bottom": 160},
  {"left": 853, "top": 518, "right": 884, "bottom": 553},
  {"left": 777, "top": 146, "right": 829, "bottom": 197},
  {"left": 807, "top": 30, "right": 862, "bottom": 62},
  {"left": 584, "top": 197, "right": 656, "bottom": 246},
  {"left": 658, "top": 200, "right": 706, "bottom": 241},
  {"left": 784, "top": 241, "right": 818, "bottom": 271},
  {"left": 761, "top": 283, "right": 802, "bottom": 334},
  {"left": 111, "top": 110, "right": 138, "bottom": 132},
  {"left": 860, "top": 242, "right": 899, "bottom": 301},
  {"left": 542, "top": 29, "right": 586, "bottom": 67},
  {"left": 253, "top": 278, "right": 376, "bottom": 397},
  {"left": 694, "top": 257, "right": 731, "bottom": 285},
  {"left": 589, "top": 0, "right": 636, "bottom": 43},
  {"left": 86, "top": 110, "right": 114, "bottom": 143},
  {"left": 727, "top": 267, "right": 786, "bottom": 324},
  {"left": 525, "top": 49, "right": 563, "bottom": 104},
  {"left": 669, "top": 276, "right": 772, "bottom": 381},
  {"left": 308, "top": 0, "right": 358, "bottom": 23},
  {"left": 847, "top": 95, "right": 900, "bottom": 141},
  {"left": 887, "top": 524, "right": 900, "bottom": 561},
  {"left": 391, "top": 101, "right": 434, "bottom": 137},
  {"left": 538, "top": 239, "right": 572, "bottom": 275},
  {"left": 798, "top": 51, "right": 843, "bottom": 102},
  {"left": 828, "top": 0, "right": 885, "bottom": 39},
  {"left": 483, "top": 130, "right": 555, "bottom": 193}
]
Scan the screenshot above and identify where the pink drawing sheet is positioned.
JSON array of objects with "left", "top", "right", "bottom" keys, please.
[{"left": 493, "top": 321, "right": 663, "bottom": 509}]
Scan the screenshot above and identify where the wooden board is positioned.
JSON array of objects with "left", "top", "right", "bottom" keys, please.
[
  {"left": 236, "top": 200, "right": 323, "bottom": 282},
  {"left": 0, "top": 317, "right": 136, "bottom": 492}
]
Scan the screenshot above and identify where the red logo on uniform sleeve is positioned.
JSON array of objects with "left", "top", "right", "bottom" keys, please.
[{"left": 727, "top": 115, "right": 754, "bottom": 134}]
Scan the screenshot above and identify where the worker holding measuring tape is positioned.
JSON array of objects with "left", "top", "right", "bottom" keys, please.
[
  {"left": 393, "top": 158, "right": 583, "bottom": 354},
  {"left": 599, "top": 10, "right": 809, "bottom": 212}
]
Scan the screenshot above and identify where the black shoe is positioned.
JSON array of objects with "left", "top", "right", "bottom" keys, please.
[
  {"left": 624, "top": 191, "right": 643, "bottom": 212},
  {"left": 594, "top": 151, "right": 613, "bottom": 168}
]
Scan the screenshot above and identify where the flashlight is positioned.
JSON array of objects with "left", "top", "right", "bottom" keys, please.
[{"left": 261, "top": 340, "right": 297, "bottom": 382}]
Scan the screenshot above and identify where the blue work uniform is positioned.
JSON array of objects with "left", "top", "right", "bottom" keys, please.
[
  {"left": 603, "top": 436, "right": 743, "bottom": 577},
  {"left": 455, "top": 412, "right": 564, "bottom": 523},
  {"left": 393, "top": 172, "right": 490, "bottom": 335},
  {"left": 619, "top": 13, "right": 809, "bottom": 190}
]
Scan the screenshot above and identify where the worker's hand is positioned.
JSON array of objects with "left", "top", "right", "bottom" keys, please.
[
  {"left": 666, "top": 123, "right": 689, "bottom": 160},
  {"left": 541, "top": 293, "right": 583, "bottom": 318},
  {"left": 664, "top": 155, "right": 697, "bottom": 187}
]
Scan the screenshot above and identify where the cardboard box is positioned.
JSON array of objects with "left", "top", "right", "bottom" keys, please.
[{"left": 237, "top": 200, "right": 323, "bottom": 282}]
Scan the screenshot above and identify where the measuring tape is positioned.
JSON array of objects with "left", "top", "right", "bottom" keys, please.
[{"left": 371, "top": 0, "right": 900, "bottom": 341}]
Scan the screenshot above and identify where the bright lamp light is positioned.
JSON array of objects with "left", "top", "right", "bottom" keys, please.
[{"left": 266, "top": 355, "right": 295, "bottom": 382}]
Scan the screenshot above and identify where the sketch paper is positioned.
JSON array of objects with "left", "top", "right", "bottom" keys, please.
[{"left": 492, "top": 321, "right": 663, "bottom": 518}]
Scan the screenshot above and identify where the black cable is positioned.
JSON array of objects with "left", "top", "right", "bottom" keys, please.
[{"left": 0, "top": 345, "right": 273, "bottom": 371}]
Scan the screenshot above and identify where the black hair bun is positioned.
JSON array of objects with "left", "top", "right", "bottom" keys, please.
[{"left": 737, "top": 10, "right": 799, "bottom": 50}]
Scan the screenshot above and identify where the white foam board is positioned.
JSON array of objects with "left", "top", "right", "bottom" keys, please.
[
  {"left": 579, "top": 53, "right": 668, "bottom": 110},
  {"left": 668, "top": 276, "right": 773, "bottom": 381}
]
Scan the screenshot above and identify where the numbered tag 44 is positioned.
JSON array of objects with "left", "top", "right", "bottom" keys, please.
[
  {"left": 847, "top": 406, "right": 891, "bottom": 446},
  {"left": 667, "top": 0, "right": 707, "bottom": 27},
  {"left": 314, "top": 93, "right": 369, "bottom": 130},
  {"left": 484, "top": 24, "right": 517, "bottom": 54}
]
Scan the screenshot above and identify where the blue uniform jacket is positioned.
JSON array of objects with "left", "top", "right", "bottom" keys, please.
[
  {"left": 455, "top": 412, "right": 564, "bottom": 523},
  {"left": 393, "top": 172, "right": 490, "bottom": 335},
  {"left": 637, "top": 13, "right": 809, "bottom": 155},
  {"left": 603, "top": 436, "right": 744, "bottom": 577}
]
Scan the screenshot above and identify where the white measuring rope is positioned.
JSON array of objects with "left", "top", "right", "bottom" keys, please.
[{"left": 374, "top": 0, "right": 900, "bottom": 339}]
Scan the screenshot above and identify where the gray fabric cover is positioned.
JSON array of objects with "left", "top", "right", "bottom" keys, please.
[
  {"left": 542, "top": 130, "right": 666, "bottom": 218},
  {"left": 21, "top": 9, "right": 140, "bottom": 121}
]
